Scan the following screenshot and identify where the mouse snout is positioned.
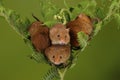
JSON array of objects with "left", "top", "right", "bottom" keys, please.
[
  {"left": 54, "top": 58, "right": 61, "bottom": 65},
  {"left": 60, "top": 39, "right": 66, "bottom": 44}
]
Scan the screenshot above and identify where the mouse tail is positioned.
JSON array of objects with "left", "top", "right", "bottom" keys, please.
[{"left": 32, "top": 14, "right": 40, "bottom": 21}]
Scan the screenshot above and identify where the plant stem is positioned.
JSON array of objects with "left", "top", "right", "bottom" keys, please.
[{"left": 58, "top": 68, "right": 68, "bottom": 80}]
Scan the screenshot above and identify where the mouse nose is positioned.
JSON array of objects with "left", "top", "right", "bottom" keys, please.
[
  {"left": 60, "top": 39, "right": 65, "bottom": 44},
  {"left": 54, "top": 58, "right": 60, "bottom": 65}
]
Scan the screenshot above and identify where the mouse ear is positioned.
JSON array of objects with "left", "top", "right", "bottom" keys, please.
[
  {"left": 45, "top": 47, "right": 50, "bottom": 55},
  {"left": 50, "top": 28, "right": 57, "bottom": 34},
  {"left": 66, "top": 28, "right": 70, "bottom": 32}
]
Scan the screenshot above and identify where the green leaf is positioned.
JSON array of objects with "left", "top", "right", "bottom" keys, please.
[
  {"left": 41, "top": 67, "right": 60, "bottom": 80},
  {"left": 0, "top": 5, "right": 31, "bottom": 38},
  {"left": 69, "top": 0, "right": 97, "bottom": 20},
  {"left": 68, "top": 4, "right": 82, "bottom": 20},
  {"left": 93, "top": 21, "right": 102, "bottom": 36},
  {"left": 77, "top": 32, "right": 89, "bottom": 51},
  {"left": 81, "top": 0, "right": 97, "bottom": 14},
  {"left": 114, "top": 13, "right": 120, "bottom": 29},
  {"left": 93, "top": 0, "right": 120, "bottom": 36},
  {"left": 29, "top": 53, "right": 47, "bottom": 63},
  {"left": 0, "top": 3, "right": 48, "bottom": 64},
  {"left": 54, "top": 9, "right": 71, "bottom": 24},
  {"left": 95, "top": 7, "right": 106, "bottom": 20},
  {"left": 24, "top": 38, "right": 47, "bottom": 63},
  {"left": 39, "top": 0, "right": 60, "bottom": 27},
  {"left": 103, "top": 0, "right": 120, "bottom": 24}
]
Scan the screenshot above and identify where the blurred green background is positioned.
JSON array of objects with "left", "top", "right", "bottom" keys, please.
[{"left": 0, "top": 0, "right": 120, "bottom": 80}]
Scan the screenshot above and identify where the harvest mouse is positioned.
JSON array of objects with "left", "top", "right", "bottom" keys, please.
[
  {"left": 49, "top": 23, "right": 70, "bottom": 45},
  {"left": 28, "top": 21, "right": 50, "bottom": 52},
  {"left": 66, "top": 13, "right": 93, "bottom": 48},
  {"left": 45, "top": 45, "right": 71, "bottom": 65}
]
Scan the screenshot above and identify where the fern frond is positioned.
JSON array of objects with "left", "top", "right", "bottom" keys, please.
[
  {"left": 24, "top": 38, "right": 47, "bottom": 63},
  {"left": 0, "top": 4, "right": 31, "bottom": 39},
  {"left": 93, "top": 0, "right": 120, "bottom": 36},
  {"left": 41, "top": 67, "right": 60, "bottom": 80},
  {"left": 0, "top": 3, "right": 48, "bottom": 64},
  {"left": 39, "top": 0, "right": 59, "bottom": 27},
  {"left": 77, "top": 32, "right": 89, "bottom": 51},
  {"left": 29, "top": 53, "right": 47, "bottom": 63}
]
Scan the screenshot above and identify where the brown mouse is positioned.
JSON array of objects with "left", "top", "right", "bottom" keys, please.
[
  {"left": 66, "top": 13, "right": 93, "bottom": 48},
  {"left": 45, "top": 45, "right": 71, "bottom": 65},
  {"left": 28, "top": 21, "right": 50, "bottom": 52},
  {"left": 49, "top": 23, "right": 70, "bottom": 45}
]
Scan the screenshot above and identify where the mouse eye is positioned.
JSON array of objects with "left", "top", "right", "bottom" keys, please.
[
  {"left": 52, "top": 55, "right": 55, "bottom": 58},
  {"left": 60, "top": 56, "right": 62, "bottom": 59},
  {"left": 57, "top": 34, "right": 60, "bottom": 37}
]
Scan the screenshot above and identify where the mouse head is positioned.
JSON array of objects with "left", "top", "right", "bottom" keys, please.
[
  {"left": 45, "top": 45, "right": 70, "bottom": 65},
  {"left": 50, "top": 23, "right": 70, "bottom": 45},
  {"left": 77, "top": 13, "right": 92, "bottom": 24},
  {"left": 28, "top": 21, "right": 42, "bottom": 36}
]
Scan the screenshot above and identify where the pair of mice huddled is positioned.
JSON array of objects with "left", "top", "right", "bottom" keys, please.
[{"left": 28, "top": 13, "right": 94, "bottom": 66}]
